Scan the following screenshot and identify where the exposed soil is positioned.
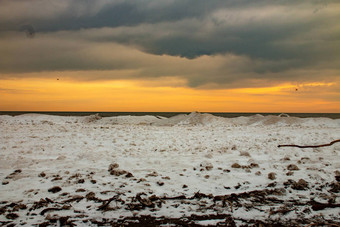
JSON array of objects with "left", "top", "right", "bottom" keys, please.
[{"left": 1, "top": 183, "right": 339, "bottom": 226}]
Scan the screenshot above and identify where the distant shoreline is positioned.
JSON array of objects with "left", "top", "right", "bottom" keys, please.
[{"left": 0, "top": 111, "right": 339, "bottom": 119}]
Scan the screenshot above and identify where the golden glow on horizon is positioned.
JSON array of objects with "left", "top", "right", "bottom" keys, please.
[
  {"left": 233, "top": 82, "right": 336, "bottom": 94},
  {"left": 0, "top": 78, "right": 339, "bottom": 113}
]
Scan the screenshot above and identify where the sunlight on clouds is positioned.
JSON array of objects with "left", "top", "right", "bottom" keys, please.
[
  {"left": 233, "top": 82, "right": 336, "bottom": 94},
  {"left": 0, "top": 78, "right": 338, "bottom": 112}
]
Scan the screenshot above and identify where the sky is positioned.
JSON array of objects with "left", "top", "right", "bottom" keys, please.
[{"left": 0, "top": 0, "right": 339, "bottom": 112}]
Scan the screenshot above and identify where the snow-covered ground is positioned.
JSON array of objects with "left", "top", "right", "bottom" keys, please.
[{"left": 0, "top": 112, "right": 339, "bottom": 226}]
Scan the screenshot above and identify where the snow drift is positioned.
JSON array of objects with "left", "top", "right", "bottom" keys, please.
[{"left": 0, "top": 112, "right": 339, "bottom": 226}]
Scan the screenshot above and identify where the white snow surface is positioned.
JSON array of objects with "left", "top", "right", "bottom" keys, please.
[{"left": 0, "top": 112, "right": 339, "bottom": 225}]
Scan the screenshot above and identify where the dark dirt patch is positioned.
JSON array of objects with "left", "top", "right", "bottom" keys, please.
[
  {"left": 48, "top": 186, "right": 62, "bottom": 193},
  {"left": 6, "top": 213, "right": 19, "bottom": 219},
  {"left": 4, "top": 183, "right": 340, "bottom": 226}
]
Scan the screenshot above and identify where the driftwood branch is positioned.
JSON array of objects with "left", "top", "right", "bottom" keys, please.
[
  {"left": 278, "top": 139, "right": 340, "bottom": 148},
  {"left": 97, "top": 196, "right": 119, "bottom": 211}
]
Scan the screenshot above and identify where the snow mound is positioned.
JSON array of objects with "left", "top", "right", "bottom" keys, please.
[
  {"left": 177, "top": 111, "right": 220, "bottom": 126},
  {"left": 154, "top": 111, "right": 224, "bottom": 126},
  {"left": 246, "top": 115, "right": 302, "bottom": 126},
  {"left": 228, "top": 114, "right": 340, "bottom": 127},
  {"left": 101, "top": 115, "right": 162, "bottom": 125},
  {"left": 83, "top": 113, "right": 102, "bottom": 123},
  {"left": 0, "top": 112, "right": 338, "bottom": 128},
  {"left": 0, "top": 114, "right": 81, "bottom": 125}
]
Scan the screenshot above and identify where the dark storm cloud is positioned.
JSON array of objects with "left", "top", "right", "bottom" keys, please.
[
  {"left": 94, "top": 1, "right": 338, "bottom": 64},
  {"left": 0, "top": 0, "right": 339, "bottom": 88},
  {"left": 0, "top": 0, "right": 226, "bottom": 31}
]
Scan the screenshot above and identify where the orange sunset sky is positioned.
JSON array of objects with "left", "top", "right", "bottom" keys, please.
[{"left": 0, "top": 1, "right": 339, "bottom": 112}]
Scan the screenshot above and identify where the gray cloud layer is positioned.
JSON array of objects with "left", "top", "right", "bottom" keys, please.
[{"left": 0, "top": 0, "right": 339, "bottom": 88}]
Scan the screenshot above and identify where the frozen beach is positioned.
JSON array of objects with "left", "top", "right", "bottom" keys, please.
[{"left": 0, "top": 112, "right": 339, "bottom": 226}]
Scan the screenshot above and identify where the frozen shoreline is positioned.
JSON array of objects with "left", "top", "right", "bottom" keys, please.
[
  {"left": 1, "top": 111, "right": 339, "bottom": 120},
  {"left": 1, "top": 112, "right": 339, "bottom": 226}
]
